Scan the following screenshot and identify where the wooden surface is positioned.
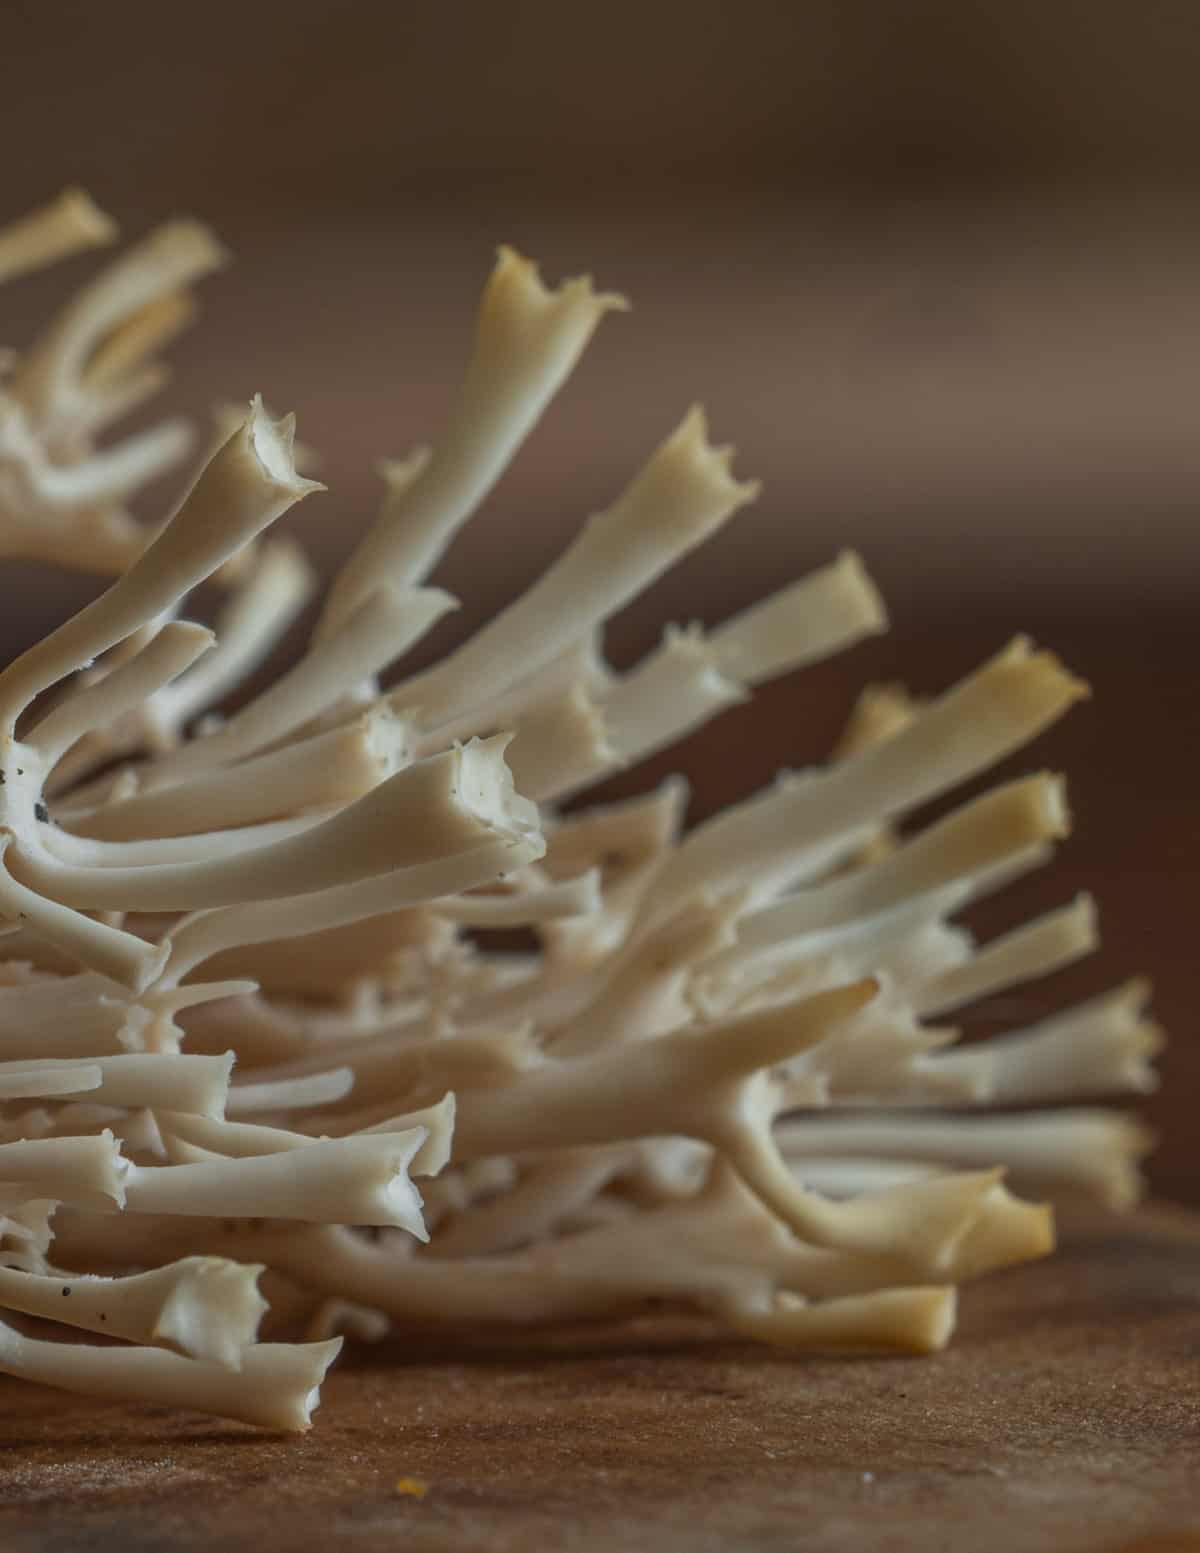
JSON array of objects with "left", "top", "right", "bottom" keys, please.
[{"left": 1, "top": 1204, "right": 1198, "bottom": 1552}]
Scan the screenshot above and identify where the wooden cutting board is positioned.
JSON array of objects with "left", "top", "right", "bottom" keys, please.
[{"left": 0, "top": 1203, "right": 1197, "bottom": 1552}]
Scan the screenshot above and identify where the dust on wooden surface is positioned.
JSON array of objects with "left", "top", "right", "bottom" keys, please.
[{"left": 1, "top": 1204, "right": 1198, "bottom": 1552}]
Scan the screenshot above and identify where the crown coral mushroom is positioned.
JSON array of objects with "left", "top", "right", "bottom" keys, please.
[{"left": 0, "top": 191, "right": 1159, "bottom": 1431}]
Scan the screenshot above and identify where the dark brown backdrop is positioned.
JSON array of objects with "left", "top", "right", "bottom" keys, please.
[{"left": 3, "top": 0, "right": 1198, "bottom": 1198}]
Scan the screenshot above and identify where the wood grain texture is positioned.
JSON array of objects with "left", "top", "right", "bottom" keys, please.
[{"left": 1, "top": 1205, "right": 1197, "bottom": 1553}]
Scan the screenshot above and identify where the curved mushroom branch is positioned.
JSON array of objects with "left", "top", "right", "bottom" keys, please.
[
  {"left": 0, "top": 205, "right": 226, "bottom": 576},
  {"left": 0, "top": 190, "right": 116, "bottom": 285},
  {"left": 319, "top": 247, "right": 627, "bottom": 634}
]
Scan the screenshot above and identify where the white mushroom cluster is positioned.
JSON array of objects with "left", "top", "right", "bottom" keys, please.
[{"left": 0, "top": 192, "right": 1159, "bottom": 1431}]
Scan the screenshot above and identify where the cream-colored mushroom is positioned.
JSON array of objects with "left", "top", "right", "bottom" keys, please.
[{"left": 0, "top": 194, "right": 1159, "bottom": 1437}]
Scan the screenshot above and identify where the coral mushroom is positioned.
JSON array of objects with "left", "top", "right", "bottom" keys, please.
[{"left": 0, "top": 191, "right": 1158, "bottom": 1429}]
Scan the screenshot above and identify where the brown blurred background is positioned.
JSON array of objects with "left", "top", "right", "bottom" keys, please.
[{"left": 3, "top": 1, "right": 1198, "bottom": 1197}]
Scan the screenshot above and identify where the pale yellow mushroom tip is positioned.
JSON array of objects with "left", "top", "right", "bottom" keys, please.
[
  {"left": 562, "top": 268, "right": 630, "bottom": 315},
  {"left": 1000, "top": 638, "right": 1090, "bottom": 705},
  {"left": 598, "top": 288, "right": 632, "bottom": 314},
  {"left": 297, "top": 1336, "right": 345, "bottom": 1429},
  {"left": 1040, "top": 771, "right": 1073, "bottom": 837},
  {"left": 679, "top": 402, "right": 709, "bottom": 441},
  {"left": 919, "top": 1285, "right": 956, "bottom": 1348},
  {"left": 489, "top": 244, "right": 627, "bottom": 318},
  {"left": 377, "top": 446, "right": 433, "bottom": 492},
  {"left": 846, "top": 974, "right": 881, "bottom": 1012},
  {"left": 156, "top": 218, "right": 231, "bottom": 272},
  {"left": 1075, "top": 890, "right": 1100, "bottom": 937},
  {"left": 834, "top": 549, "right": 889, "bottom": 632},
  {"left": 494, "top": 241, "right": 529, "bottom": 275},
  {"left": 671, "top": 404, "right": 761, "bottom": 505},
  {"left": 57, "top": 188, "right": 119, "bottom": 246},
  {"left": 1029, "top": 1201, "right": 1057, "bottom": 1259},
  {"left": 1041, "top": 651, "right": 1091, "bottom": 704},
  {"left": 903, "top": 1286, "right": 959, "bottom": 1353},
  {"left": 975, "top": 1188, "right": 1057, "bottom": 1273},
  {"left": 1137, "top": 1019, "right": 1168, "bottom": 1064},
  {"left": 244, "top": 394, "right": 326, "bottom": 498},
  {"left": 1000, "top": 633, "right": 1035, "bottom": 662}
]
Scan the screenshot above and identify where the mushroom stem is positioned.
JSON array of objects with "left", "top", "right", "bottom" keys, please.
[
  {"left": 0, "top": 1315, "right": 340, "bottom": 1432},
  {"left": 0, "top": 190, "right": 116, "bottom": 285},
  {"left": 320, "top": 247, "right": 625, "bottom": 629}
]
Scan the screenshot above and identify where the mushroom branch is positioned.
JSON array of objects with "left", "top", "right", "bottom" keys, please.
[
  {"left": 318, "top": 246, "right": 628, "bottom": 633},
  {"left": 0, "top": 190, "right": 116, "bottom": 284},
  {"left": 0, "top": 199, "right": 226, "bottom": 575},
  {"left": 0, "top": 192, "right": 1160, "bottom": 1434}
]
